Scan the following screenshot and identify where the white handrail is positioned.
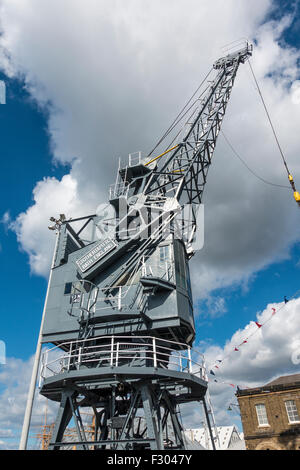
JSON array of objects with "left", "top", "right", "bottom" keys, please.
[
  {"left": 188, "top": 346, "right": 192, "bottom": 373},
  {"left": 153, "top": 338, "right": 157, "bottom": 368},
  {"left": 43, "top": 334, "right": 203, "bottom": 355},
  {"left": 110, "top": 336, "right": 114, "bottom": 367},
  {"left": 40, "top": 335, "right": 205, "bottom": 386}
]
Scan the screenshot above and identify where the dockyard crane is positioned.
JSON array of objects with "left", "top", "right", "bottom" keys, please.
[{"left": 21, "top": 42, "right": 253, "bottom": 451}]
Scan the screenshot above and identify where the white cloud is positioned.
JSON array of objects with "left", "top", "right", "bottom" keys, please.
[
  {"left": 201, "top": 296, "right": 228, "bottom": 319},
  {"left": 0, "top": 355, "right": 58, "bottom": 449},
  {"left": 10, "top": 174, "right": 86, "bottom": 276},
  {"left": 1, "top": 211, "right": 11, "bottom": 225},
  {"left": 0, "top": 429, "right": 13, "bottom": 437},
  {"left": 2, "top": 0, "right": 299, "bottom": 294}
]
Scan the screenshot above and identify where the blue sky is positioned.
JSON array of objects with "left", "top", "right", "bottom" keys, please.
[
  {"left": 0, "top": 0, "right": 300, "bottom": 448},
  {"left": 270, "top": 0, "right": 300, "bottom": 46},
  {"left": 0, "top": 0, "right": 299, "bottom": 360},
  {"left": 0, "top": 74, "right": 69, "bottom": 358},
  {"left": 1, "top": 63, "right": 299, "bottom": 361}
]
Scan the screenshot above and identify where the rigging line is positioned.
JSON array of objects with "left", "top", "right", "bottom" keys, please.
[
  {"left": 221, "top": 130, "right": 290, "bottom": 189},
  {"left": 163, "top": 89, "right": 210, "bottom": 142},
  {"left": 247, "top": 58, "right": 291, "bottom": 177},
  {"left": 147, "top": 67, "right": 214, "bottom": 158},
  {"left": 160, "top": 67, "right": 235, "bottom": 164},
  {"left": 151, "top": 83, "right": 212, "bottom": 157},
  {"left": 163, "top": 99, "right": 204, "bottom": 152}
]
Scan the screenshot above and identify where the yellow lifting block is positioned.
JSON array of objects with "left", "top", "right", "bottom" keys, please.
[
  {"left": 288, "top": 174, "right": 294, "bottom": 182},
  {"left": 294, "top": 191, "right": 300, "bottom": 202}
]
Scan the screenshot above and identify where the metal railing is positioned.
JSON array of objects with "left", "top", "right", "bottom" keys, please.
[
  {"left": 141, "top": 257, "right": 174, "bottom": 283},
  {"left": 128, "top": 151, "right": 143, "bottom": 167},
  {"left": 67, "top": 258, "right": 175, "bottom": 319},
  {"left": 109, "top": 181, "right": 129, "bottom": 199},
  {"left": 108, "top": 151, "right": 146, "bottom": 200},
  {"left": 40, "top": 335, "right": 205, "bottom": 386}
]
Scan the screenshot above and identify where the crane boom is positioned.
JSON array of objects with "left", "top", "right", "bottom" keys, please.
[
  {"left": 142, "top": 42, "right": 252, "bottom": 239},
  {"left": 105, "top": 42, "right": 253, "bottom": 277}
]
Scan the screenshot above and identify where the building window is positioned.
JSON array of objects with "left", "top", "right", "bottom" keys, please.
[
  {"left": 159, "top": 245, "right": 169, "bottom": 263},
  {"left": 255, "top": 404, "right": 269, "bottom": 426},
  {"left": 64, "top": 282, "right": 72, "bottom": 295},
  {"left": 285, "top": 400, "right": 300, "bottom": 424}
]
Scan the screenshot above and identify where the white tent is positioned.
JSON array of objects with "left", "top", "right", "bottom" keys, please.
[{"left": 185, "top": 425, "right": 245, "bottom": 450}]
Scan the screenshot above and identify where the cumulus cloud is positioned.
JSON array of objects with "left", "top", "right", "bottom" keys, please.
[
  {"left": 10, "top": 174, "right": 84, "bottom": 275},
  {"left": 201, "top": 296, "right": 228, "bottom": 319},
  {"left": 194, "top": 297, "right": 300, "bottom": 426},
  {"left": 0, "top": 355, "right": 58, "bottom": 449},
  {"left": 177, "top": 297, "right": 300, "bottom": 431},
  {"left": 2, "top": 0, "right": 299, "bottom": 295}
]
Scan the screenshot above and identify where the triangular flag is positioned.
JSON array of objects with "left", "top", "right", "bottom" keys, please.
[
  {"left": 234, "top": 347, "right": 239, "bottom": 352},
  {"left": 242, "top": 340, "right": 248, "bottom": 344},
  {"left": 215, "top": 365, "right": 219, "bottom": 369},
  {"left": 210, "top": 370, "right": 216, "bottom": 376},
  {"left": 255, "top": 322, "right": 262, "bottom": 328},
  {"left": 217, "top": 360, "right": 222, "bottom": 363},
  {"left": 272, "top": 308, "right": 276, "bottom": 315}
]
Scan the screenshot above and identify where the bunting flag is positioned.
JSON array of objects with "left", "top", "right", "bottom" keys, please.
[
  {"left": 207, "top": 375, "right": 254, "bottom": 390},
  {"left": 205, "top": 289, "right": 300, "bottom": 386},
  {"left": 207, "top": 376, "right": 253, "bottom": 391},
  {"left": 207, "top": 377, "right": 239, "bottom": 389},
  {"left": 210, "top": 370, "right": 216, "bottom": 376}
]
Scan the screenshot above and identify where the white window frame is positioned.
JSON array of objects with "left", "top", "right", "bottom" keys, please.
[
  {"left": 285, "top": 400, "right": 300, "bottom": 424},
  {"left": 159, "top": 245, "right": 169, "bottom": 263},
  {"left": 255, "top": 403, "right": 269, "bottom": 427}
]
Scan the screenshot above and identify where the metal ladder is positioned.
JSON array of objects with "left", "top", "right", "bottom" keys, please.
[{"left": 203, "top": 386, "right": 220, "bottom": 450}]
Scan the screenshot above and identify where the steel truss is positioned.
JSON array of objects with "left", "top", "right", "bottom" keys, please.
[
  {"left": 144, "top": 43, "right": 252, "bottom": 230},
  {"left": 41, "top": 334, "right": 210, "bottom": 450},
  {"left": 48, "top": 379, "right": 212, "bottom": 450}
]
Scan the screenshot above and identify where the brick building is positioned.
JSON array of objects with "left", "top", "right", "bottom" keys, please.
[{"left": 236, "top": 374, "right": 300, "bottom": 450}]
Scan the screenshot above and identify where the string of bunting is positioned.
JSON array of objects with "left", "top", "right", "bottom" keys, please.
[{"left": 205, "top": 287, "right": 300, "bottom": 390}]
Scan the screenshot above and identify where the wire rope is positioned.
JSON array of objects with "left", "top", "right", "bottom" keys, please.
[
  {"left": 221, "top": 130, "right": 290, "bottom": 189},
  {"left": 247, "top": 59, "right": 292, "bottom": 177},
  {"left": 147, "top": 68, "right": 213, "bottom": 157}
]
